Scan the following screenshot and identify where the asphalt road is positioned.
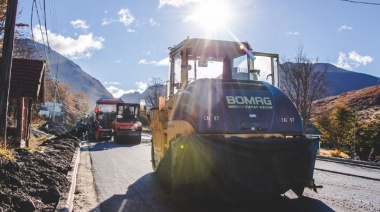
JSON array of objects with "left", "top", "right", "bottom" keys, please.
[{"left": 87, "top": 134, "right": 380, "bottom": 212}]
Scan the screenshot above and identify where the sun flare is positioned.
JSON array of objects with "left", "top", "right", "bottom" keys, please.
[{"left": 188, "top": 0, "right": 232, "bottom": 31}]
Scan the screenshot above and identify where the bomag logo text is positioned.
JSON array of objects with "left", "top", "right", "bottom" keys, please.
[{"left": 226, "top": 96, "right": 273, "bottom": 109}]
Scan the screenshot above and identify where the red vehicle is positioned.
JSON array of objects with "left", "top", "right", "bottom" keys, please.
[
  {"left": 93, "top": 98, "right": 143, "bottom": 144},
  {"left": 113, "top": 103, "right": 142, "bottom": 144},
  {"left": 94, "top": 98, "right": 124, "bottom": 141}
]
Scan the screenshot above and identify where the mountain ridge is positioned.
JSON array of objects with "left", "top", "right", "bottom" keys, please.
[
  {"left": 26, "top": 40, "right": 379, "bottom": 110},
  {"left": 23, "top": 39, "right": 113, "bottom": 105},
  {"left": 314, "top": 63, "right": 380, "bottom": 97},
  {"left": 119, "top": 63, "right": 379, "bottom": 102}
]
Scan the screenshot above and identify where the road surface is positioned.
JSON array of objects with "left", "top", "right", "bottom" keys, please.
[{"left": 78, "top": 133, "right": 380, "bottom": 211}]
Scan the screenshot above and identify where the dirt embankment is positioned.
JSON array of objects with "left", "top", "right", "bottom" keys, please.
[{"left": 0, "top": 123, "right": 78, "bottom": 211}]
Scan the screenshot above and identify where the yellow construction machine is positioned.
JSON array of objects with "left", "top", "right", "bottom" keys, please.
[{"left": 148, "top": 38, "right": 319, "bottom": 199}]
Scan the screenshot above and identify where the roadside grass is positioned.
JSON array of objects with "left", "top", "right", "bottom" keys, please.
[
  {"left": 319, "top": 148, "right": 350, "bottom": 159},
  {"left": 27, "top": 133, "right": 51, "bottom": 152},
  {"left": 0, "top": 139, "right": 15, "bottom": 162}
]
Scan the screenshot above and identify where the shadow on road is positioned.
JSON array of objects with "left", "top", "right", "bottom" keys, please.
[
  {"left": 84, "top": 140, "right": 140, "bottom": 152},
  {"left": 95, "top": 173, "right": 334, "bottom": 212}
]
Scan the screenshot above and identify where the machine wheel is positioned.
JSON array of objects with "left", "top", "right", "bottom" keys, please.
[
  {"left": 292, "top": 187, "right": 305, "bottom": 197},
  {"left": 151, "top": 140, "right": 158, "bottom": 172},
  {"left": 134, "top": 132, "right": 142, "bottom": 145},
  {"left": 114, "top": 133, "right": 119, "bottom": 144},
  {"left": 135, "top": 139, "right": 141, "bottom": 145}
]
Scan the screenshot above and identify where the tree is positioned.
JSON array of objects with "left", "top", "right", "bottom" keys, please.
[
  {"left": 0, "top": 1, "right": 29, "bottom": 53},
  {"left": 331, "top": 105, "right": 355, "bottom": 151},
  {"left": 315, "top": 105, "right": 355, "bottom": 151},
  {"left": 44, "top": 79, "right": 91, "bottom": 124},
  {"left": 0, "top": 1, "right": 7, "bottom": 41},
  {"left": 314, "top": 108, "right": 334, "bottom": 147},
  {"left": 315, "top": 104, "right": 380, "bottom": 157},
  {"left": 280, "top": 46, "right": 329, "bottom": 132},
  {"left": 144, "top": 78, "right": 165, "bottom": 109},
  {"left": 356, "top": 114, "right": 380, "bottom": 154},
  {"left": 14, "top": 38, "right": 38, "bottom": 59}
]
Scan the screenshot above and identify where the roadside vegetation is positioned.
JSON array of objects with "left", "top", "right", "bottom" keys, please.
[
  {"left": 319, "top": 149, "right": 350, "bottom": 159},
  {"left": 281, "top": 47, "right": 379, "bottom": 160},
  {"left": 315, "top": 106, "right": 380, "bottom": 159},
  {"left": 0, "top": 139, "right": 15, "bottom": 162}
]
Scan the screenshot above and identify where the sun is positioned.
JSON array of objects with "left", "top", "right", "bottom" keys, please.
[{"left": 188, "top": 0, "right": 232, "bottom": 31}]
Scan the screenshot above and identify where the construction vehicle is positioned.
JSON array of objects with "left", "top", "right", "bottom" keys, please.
[
  {"left": 94, "top": 98, "right": 143, "bottom": 144},
  {"left": 113, "top": 103, "right": 142, "bottom": 144},
  {"left": 148, "top": 38, "right": 320, "bottom": 199},
  {"left": 94, "top": 98, "right": 124, "bottom": 141}
]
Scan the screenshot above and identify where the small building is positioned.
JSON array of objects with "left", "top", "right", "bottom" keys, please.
[
  {"left": 305, "top": 123, "right": 322, "bottom": 139},
  {"left": 3, "top": 58, "right": 45, "bottom": 146},
  {"left": 39, "top": 102, "right": 64, "bottom": 121}
]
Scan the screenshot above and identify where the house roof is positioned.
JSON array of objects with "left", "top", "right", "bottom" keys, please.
[
  {"left": 96, "top": 98, "right": 124, "bottom": 105},
  {"left": 305, "top": 123, "right": 322, "bottom": 136},
  {"left": 1, "top": 58, "right": 46, "bottom": 101}
]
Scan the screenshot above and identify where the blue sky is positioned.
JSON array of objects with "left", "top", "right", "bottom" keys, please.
[{"left": 17, "top": 0, "right": 380, "bottom": 97}]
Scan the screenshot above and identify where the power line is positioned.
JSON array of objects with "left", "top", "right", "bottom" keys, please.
[
  {"left": 340, "top": 0, "right": 380, "bottom": 5},
  {"left": 31, "top": 0, "right": 64, "bottom": 108},
  {"left": 30, "top": 1, "right": 43, "bottom": 59}
]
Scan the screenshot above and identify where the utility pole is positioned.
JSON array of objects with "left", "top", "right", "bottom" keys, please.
[
  {"left": 0, "top": 0, "right": 19, "bottom": 147},
  {"left": 52, "top": 57, "right": 59, "bottom": 123},
  {"left": 353, "top": 108, "right": 356, "bottom": 159}
]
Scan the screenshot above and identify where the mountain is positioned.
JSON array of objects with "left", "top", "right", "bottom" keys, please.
[
  {"left": 314, "top": 63, "right": 380, "bottom": 97},
  {"left": 23, "top": 40, "right": 379, "bottom": 107},
  {"left": 120, "top": 91, "right": 143, "bottom": 103},
  {"left": 313, "top": 84, "right": 380, "bottom": 122},
  {"left": 22, "top": 39, "right": 113, "bottom": 105},
  {"left": 120, "top": 85, "right": 166, "bottom": 108},
  {"left": 120, "top": 63, "right": 379, "bottom": 104}
]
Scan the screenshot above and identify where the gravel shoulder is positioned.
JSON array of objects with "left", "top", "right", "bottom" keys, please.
[{"left": 73, "top": 141, "right": 100, "bottom": 212}]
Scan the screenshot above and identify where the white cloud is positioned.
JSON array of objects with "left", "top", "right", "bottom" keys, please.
[
  {"left": 335, "top": 51, "right": 374, "bottom": 70},
  {"left": 118, "top": 8, "right": 135, "bottom": 26},
  {"left": 135, "top": 82, "right": 148, "bottom": 91},
  {"left": 349, "top": 51, "right": 373, "bottom": 65},
  {"left": 105, "top": 82, "right": 148, "bottom": 98},
  {"left": 149, "top": 19, "right": 160, "bottom": 27},
  {"left": 106, "top": 86, "right": 127, "bottom": 98},
  {"left": 114, "top": 60, "right": 122, "bottom": 63},
  {"left": 338, "top": 25, "right": 353, "bottom": 32},
  {"left": 70, "top": 19, "right": 90, "bottom": 29},
  {"left": 102, "top": 9, "right": 135, "bottom": 31},
  {"left": 32, "top": 25, "right": 104, "bottom": 59},
  {"left": 104, "top": 82, "right": 121, "bottom": 85},
  {"left": 159, "top": 0, "right": 201, "bottom": 8},
  {"left": 285, "top": 31, "right": 300, "bottom": 36},
  {"left": 138, "top": 57, "right": 169, "bottom": 66},
  {"left": 101, "top": 18, "right": 113, "bottom": 26}
]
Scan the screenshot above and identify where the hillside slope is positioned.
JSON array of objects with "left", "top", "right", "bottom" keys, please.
[
  {"left": 26, "top": 39, "right": 379, "bottom": 106},
  {"left": 313, "top": 84, "right": 380, "bottom": 122},
  {"left": 23, "top": 39, "right": 113, "bottom": 105}
]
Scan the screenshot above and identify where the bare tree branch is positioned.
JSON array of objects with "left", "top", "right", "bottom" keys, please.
[
  {"left": 144, "top": 77, "right": 165, "bottom": 109},
  {"left": 280, "top": 46, "right": 329, "bottom": 132}
]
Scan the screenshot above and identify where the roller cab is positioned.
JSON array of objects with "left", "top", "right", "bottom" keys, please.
[{"left": 113, "top": 103, "right": 142, "bottom": 144}]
